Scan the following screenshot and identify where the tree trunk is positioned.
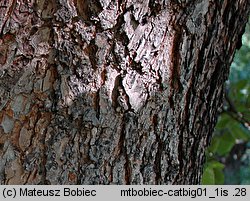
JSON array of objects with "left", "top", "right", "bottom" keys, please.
[{"left": 0, "top": 0, "right": 249, "bottom": 185}]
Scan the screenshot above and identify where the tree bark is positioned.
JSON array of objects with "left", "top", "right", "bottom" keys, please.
[{"left": 0, "top": 0, "right": 249, "bottom": 184}]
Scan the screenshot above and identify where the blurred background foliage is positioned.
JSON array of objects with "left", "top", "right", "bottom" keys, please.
[{"left": 202, "top": 20, "right": 250, "bottom": 184}]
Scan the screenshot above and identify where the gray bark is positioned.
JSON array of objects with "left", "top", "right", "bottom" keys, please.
[{"left": 0, "top": 0, "right": 249, "bottom": 184}]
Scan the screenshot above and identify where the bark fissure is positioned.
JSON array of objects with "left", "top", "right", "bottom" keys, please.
[{"left": 0, "top": 0, "right": 16, "bottom": 37}]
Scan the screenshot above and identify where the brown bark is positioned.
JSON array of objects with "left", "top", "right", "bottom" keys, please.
[{"left": 0, "top": 0, "right": 249, "bottom": 184}]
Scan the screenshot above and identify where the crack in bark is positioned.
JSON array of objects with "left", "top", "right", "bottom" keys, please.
[
  {"left": 84, "top": 39, "right": 98, "bottom": 71},
  {"left": 168, "top": 24, "right": 184, "bottom": 110},
  {"left": 0, "top": 0, "right": 16, "bottom": 37},
  {"left": 154, "top": 139, "right": 163, "bottom": 184},
  {"left": 93, "top": 89, "right": 100, "bottom": 119},
  {"left": 112, "top": 113, "right": 131, "bottom": 184},
  {"left": 111, "top": 75, "right": 121, "bottom": 109},
  {"left": 170, "top": 27, "right": 183, "bottom": 92},
  {"left": 173, "top": 129, "right": 184, "bottom": 184},
  {"left": 152, "top": 114, "right": 162, "bottom": 184},
  {"left": 124, "top": 149, "right": 131, "bottom": 184}
]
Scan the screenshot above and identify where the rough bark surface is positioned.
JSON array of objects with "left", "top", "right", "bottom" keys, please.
[{"left": 0, "top": 0, "right": 249, "bottom": 184}]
